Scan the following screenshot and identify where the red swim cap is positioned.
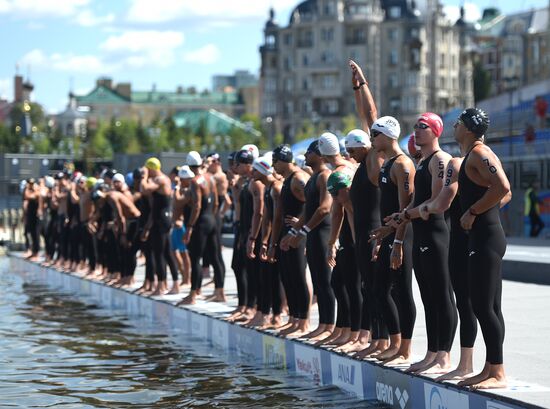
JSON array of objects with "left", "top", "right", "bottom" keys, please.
[
  {"left": 418, "top": 112, "right": 443, "bottom": 137},
  {"left": 408, "top": 134, "right": 420, "bottom": 156}
]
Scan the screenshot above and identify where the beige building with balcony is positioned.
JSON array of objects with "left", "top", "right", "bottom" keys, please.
[{"left": 259, "top": 0, "right": 474, "bottom": 143}]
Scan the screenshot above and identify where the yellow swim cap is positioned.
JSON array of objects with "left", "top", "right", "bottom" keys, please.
[
  {"left": 86, "top": 177, "right": 97, "bottom": 189},
  {"left": 145, "top": 157, "right": 161, "bottom": 171}
]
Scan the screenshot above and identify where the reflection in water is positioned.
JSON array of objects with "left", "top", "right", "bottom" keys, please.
[{"left": 0, "top": 262, "right": 385, "bottom": 408}]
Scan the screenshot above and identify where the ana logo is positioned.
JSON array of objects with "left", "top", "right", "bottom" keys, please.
[
  {"left": 395, "top": 387, "right": 409, "bottom": 409},
  {"left": 420, "top": 246, "right": 429, "bottom": 253},
  {"left": 382, "top": 177, "right": 388, "bottom": 183},
  {"left": 337, "top": 363, "right": 356, "bottom": 385},
  {"left": 469, "top": 251, "right": 476, "bottom": 257}
]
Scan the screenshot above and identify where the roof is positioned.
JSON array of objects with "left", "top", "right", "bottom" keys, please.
[
  {"left": 131, "top": 90, "right": 240, "bottom": 105},
  {"left": 289, "top": 0, "right": 317, "bottom": 25},
  {"left": 173, "top": 109, "right": 260, "bottom": 137},
  {"left": 478, "top": 7, "right": 549, "bottom": 37},
  {"left": 76, "top": 84, "right": 241, "bottom": 106}
]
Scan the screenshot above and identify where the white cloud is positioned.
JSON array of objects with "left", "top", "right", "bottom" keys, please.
[
  {"left": 100, "top": 30, "right": 184, "bottom": 67},
  {"left": 75, "top": 10, "right": 115, "bottom": 27},
  {"left": 443, "top": 2, "right": 482, "bottom": 24},
  {"left": 0, "top": 78, "right": 12, "bottom": 100},
  {"left": 0, "top": 0, "right": 90, "bottom": 18},
  {"left": 183, "top": 44, "right": 221, "bottom": 65},
  {"left": 19, "top": 49, "right": 109, "bottom": 74},
  {"left": 127, "top": 0, "right": 296, "bottom": 25}
]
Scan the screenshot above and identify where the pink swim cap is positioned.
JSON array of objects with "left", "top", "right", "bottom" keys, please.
[{"left": 418, "top": 112, "right": 443, "bottom": 137}]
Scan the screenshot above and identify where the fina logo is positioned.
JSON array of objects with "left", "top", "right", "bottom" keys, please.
[
  {"left": 429, "top": 386, "right": 446, "bottom": 409},
  {"left": 337, "top": 363, "right": 355, "bottom": 385},
  {"left": 376, "top": 382, "right": 409, "bottom": 409}
]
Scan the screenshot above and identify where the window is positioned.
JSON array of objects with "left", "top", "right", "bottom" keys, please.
[
  {"left": 303, "top": 78, "right": 310, "bottom": 90},
  {"left": 324, "top": 1, "right": 336, "bottom": 16},
  {"left": 264, "top": 100, "right": 276, "bottom": 115},
  {"left": 285, "top": 78, "right": 294, "bottom": 92},
  {"left": 410, "top": 28, "right": 419, "bottom": 38},
  {"left": 406, "top": 73, "right": 417, "bottom": 87},
  {"left": 411, "top": 49, "right": 420, "bottom": 67},
  {"left": 303, "top": 54, "right": 309, "bottom": 66},
  {"left": 285, "top": 101, "right": 294, "bottom": 115},
  {"left": 390, "top": 98, "right": 401, "bottom": 111},
  {"left": 439, "top": 52, "right": 446, "bottom": 68},
  {"left": 389, "top": 6, "right": 401, "bottom": 19},
  {"left": 284, "top": 34, "right": 292, "bottom": 46},
  {"left": 388, "top": 73, "right": 398, "bottom": 88},
  {"left": 265, "top": 78, "right": 276, "bottom": 92},
  {"left": 321, "top": 51, "right": 335, "bottom": 64},
  {"left": 266, "top": 35, "right": 275, "bottom": 46},
  {"left": 388, "top": 28, "right": 398, "bottom": 41},
  {"left": 389, "top": 49, "right": 398, "bottom": 65},
  {"left": 303, "top": 99, "right": 312, "bottom": 113},
  {"left": 322, "top": 74, "right": 336, "bottom": 89}
]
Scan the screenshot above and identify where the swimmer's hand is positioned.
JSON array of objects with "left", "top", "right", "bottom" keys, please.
[
  {"left": 390, "top": 242, "right": 403, "bottom": 270},
  {"left": 246, "top": 238, "right": 256, "bottom": 259},
  {"left": 327, "top": 243, "right": 337, "bottom": 268},
  {"left": 384, "top": 212, "right": 406, "bottom": 229},
  {"left": 419, "top": 205, "right": 430, "bottom": 221},
  {"left": 460, "top": 209, "right": 476, "bottom": 231},
  {"left": 371, "top": 243, "right": 380, "bottom": 262},
  {"left": 368, "top": 225, "right": 394, "bottom": 243}
]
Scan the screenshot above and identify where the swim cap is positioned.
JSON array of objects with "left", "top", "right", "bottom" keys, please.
[
  {"left": 418, "top": 112, "right": 443, "bottom": 137},
  {"left": 79, "top": 176, "right": 87, "bottom": 185},
  {"left": 263, "top": 151, "right": 273, "bottom": 165},
  {"left": 125, "top": 172, "right": 134, "bottom": 187},
  {"left": 86, "top": 177, "right": 97, "bottom": 189},
  {"left": 339, "top": 139, "right": 348, "bottom": 155},
  {"left": 44, "top": 175, "right": 55, "bottom": 189},
  {"left": 371, "top": 116, "right": 401, "bottom": 139},
  {"left": 145, "top": 157, "right": 161, "bottom": 171},
  {"left": 132, "top": 168, "right": 143, "bottom": 181},
  {"left": 458, "top": 108, "right": 489, "bottom": 137},
  {"left": 327, "top": 171, "right": 352, "bottom": 196},
  {"left": 228, "top": 151, "right": 237, "bottom": 164},
  {"left": 319, "top": 132, "right": 340, "bottom": 155},
  {"left": 295, "top": 154, "right": 306, "bottom": 169},
  {"left": 306, "top": 140, "right": 321, "bottom": 155},
  {"left": 19, "top": 180, "right": 27, "bottom": 194},
  {"left": 104, "top": 169, "right": 118, "bottom": 180},
  {"left": 272, "top": 144, "right": 293, "bottom": 163},
  {"left": 207, "top": 152, "right": 220, "bottom": 161},
  {"left": 187, "top": 151, "right": 203, "bottom": 167},
  {"left": 54, "top": 172, "right": 64, "bottom": 180},
  {"left": 241, "top": 144, "right": 259, "bottom": 159},
  {"left": 112, "top": 173, "right": 125, "bottom": 184},
  {"left": 407, "top": 134, "right": 420, "bottom": 157},
  {"left": 253, "top": 157, "right": 274, "bottom": 176},
  {"left": 95, "top": 178, "right": 104, "bottom": 187},
  {"left": 72, "top": 171, "right": 83, "bottom": 182},
  {"left": 178, "top": 165, "right": 195, "bottom": 180},
  {"left": 235, "top": 149, "right": 254, "bottom": 164},
  {"left": 345, "top": 129, "right": 371, "bottom": 148}
]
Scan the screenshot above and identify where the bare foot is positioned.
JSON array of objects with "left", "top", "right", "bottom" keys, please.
[
  {"left": 406, "top": 353, "right": 437, "bottom": 373},
  {"left": 373, "top": 345, "right": 400, "bottom": 361},
  {"left": 436, "top": 367, "right": 474, "bottom": 382},
  {"left": 470, "top": 376, "right": 507, "bottom": 390},
  {"left": 458, "top": 364, "right": 490, "bottom": 387},
  {"left": 354, "top": 341, "right": 381, "bottom": 359},
  {"left": 421, "top": 362, "right": 453, "bottom": 375},
  {"left": 177, "top": 294, "right": 196, "bottom": 305},
  {"left": 383, "top": 354, "right": 411, "bottom": 366},
  {"left": 167, "top": 283, "right": 181, "bottom": 295}
]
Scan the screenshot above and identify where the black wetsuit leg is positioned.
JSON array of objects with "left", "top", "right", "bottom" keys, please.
[
  {"left": 392, "top": 230, "right": 415, "bottom": 340},
  {"left": 331, "top": 247, "right": 350, "bottom": 328},
  {"left": 189, "top": 215, "right": 216, "bottom": 291},
  {"left": 469, "top": 225, "right": 506, "bottom": 364},
  {"left": 375, "top": 235, "right": 401, "bottom": 336},
  {"left": 150, "top": 225, "right": 168, "bottom": 282},
  {"left": 279, "top": 239, "right": 309, "bottom": 320},
  {"left": 232, "top": 224, "right": 248, "bottom": 306},
  {"left": 306, "top": 227, "right": 335, "bottom": 325},
  {"left": 343, "top": 242, "right": 362, "bottom": 332},
  {"left": 356, "top": 229, "right": 377, "bottom": 333}
]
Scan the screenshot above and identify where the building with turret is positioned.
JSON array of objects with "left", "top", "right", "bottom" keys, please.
[{"left": 259, "top": 0, "right": 475, "bottom": 143}]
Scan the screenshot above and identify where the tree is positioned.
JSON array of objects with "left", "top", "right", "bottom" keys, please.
[
  {"left": 341, "top": 114, "right": 359, "bottom": 134},
  {"left": 9, "top": 102, "right": 46, "bottom": 135},
  {"left": 294, "top": 119, "right": 315, "bottom": 142},
  {"left": 473, "top": 60, "right": 491, "bottom": 103}
]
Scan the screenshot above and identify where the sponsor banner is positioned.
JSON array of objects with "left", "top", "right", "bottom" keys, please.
[
  {"left": 111, "top": 289, "right": 126, "bottom": 310},
  {"left": 232, "top": 325, "right": 261, "bottom": 362},
  {"left": 152, "top": 301, "right": 171, "bottom": 331},
  {"left": 126, "top": 293, "right": 140, "bottom": 317},
  {"left": 139, "top": 297, "right": 154, "bottom": 322},
  {"left": 90, "top": 282, "right": 101, "bottom": 302},
  {"left": 487, "top": 402, "right": 515, "bottom": 409},
  {"left": 330, "top": 354, "right": 364, "bottom": 398},
  {"left": 262, "top": 335, "right": 286, "bottom": 369},
  {"left": 172, "top": 308, "right": 190, "bottom": 334},
  {"left": 190, "top": 313, "right": 208, "bottom": 340},
  {"left": 79, "top": 278, "right": 91, "bottom": 296},
  {"left": 294, "top": 344, "right": 322, "bottom": 385},
  {"left": 100, "top": 285, "right": 112, "bottom": 308},
  {"left": 70, "top": 276, "right": 80, "bottom": 293},
  {"left": 62, "top": 272, "right": 71, "bottom": 289},
  {"left": 372, "top": 366, "right": 413, "bottom": 409},
  {"left": 212, "top": 319, "right": 230, "bottom": 352},
  {"left": 424, "top": 382, "right": 470, "bottom": 409}
]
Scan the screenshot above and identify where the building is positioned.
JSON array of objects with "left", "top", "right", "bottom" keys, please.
[
  {"left": 212, "top": 70, "right": 258, "bottom": 92},
  {"left": 75, "top": 78, "right": 246, "bottom": 127},
  {"left": 474, "top": 6, "right": 550, "bottom": 96},
  {"left": 53, "top": 93, "right": 87, "bottom": 138},
  {"left": 259, "top": 0, "right": 474, "bottom": 144}
]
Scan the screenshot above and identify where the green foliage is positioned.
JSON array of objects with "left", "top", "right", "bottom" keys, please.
[
  {"left": 341, "top": 114, "right": 359, "bottom": 134},
  {"left": 473, "top": 60, "right": 491, "bottom": 103},
  {"left": 294, "top": 119, "right": 316, "bottom": 142}
]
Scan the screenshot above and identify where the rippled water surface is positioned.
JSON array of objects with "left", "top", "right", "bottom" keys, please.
[{"left": 0, "top": 260, "right": 385, "bottom": 408}]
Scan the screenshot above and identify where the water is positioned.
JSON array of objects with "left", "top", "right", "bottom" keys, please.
[{"left": 0, "top": 260, "right": 385, "bottom": 408}]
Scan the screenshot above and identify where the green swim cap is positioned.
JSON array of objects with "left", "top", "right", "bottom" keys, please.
[{"left": 327, "top": 171, "right": 352, "bottom": 195}]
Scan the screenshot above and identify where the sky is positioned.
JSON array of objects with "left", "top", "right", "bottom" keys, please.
[{"left": 0, "top": 0, "right": 548, "bottom": 114}]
